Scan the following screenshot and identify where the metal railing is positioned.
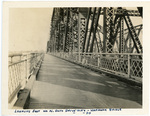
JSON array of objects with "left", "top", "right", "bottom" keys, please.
[
  {"left": 52, "top": 52, "right": 142, "bottom": 82},
  {"left": 8, "top": 52, "right": 44, "bottom": 103}
]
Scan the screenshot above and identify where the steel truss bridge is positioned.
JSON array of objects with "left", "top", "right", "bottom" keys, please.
[
  {"left": 47, "top": 7, "right": 143, "bottom": 83},
  {"left": 8, "top": 7, "right": 143, "bottom": 109}
]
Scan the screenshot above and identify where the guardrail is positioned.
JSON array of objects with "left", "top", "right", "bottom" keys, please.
[
  {"left": 52, "top": 52, "right": 142, "bottom": 83},
  {"left": 8, "top": 52, "right": 44, "bottom": 103}
]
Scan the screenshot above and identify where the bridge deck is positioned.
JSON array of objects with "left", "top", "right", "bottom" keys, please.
[{"left": 28, "top": 54, "right": 142, "bottom": 109}]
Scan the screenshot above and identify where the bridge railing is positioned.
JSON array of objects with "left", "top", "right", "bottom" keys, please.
[
  {"left": 8, "top": 52, "right": 44, "bottom": 103},
  {"left": 53, "top": 52, "right": 142, "bottom": 82}
]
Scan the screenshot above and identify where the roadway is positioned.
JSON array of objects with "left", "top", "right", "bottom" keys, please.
[{"left": 28, "top": 54, "right": 142, "bottom": 109}]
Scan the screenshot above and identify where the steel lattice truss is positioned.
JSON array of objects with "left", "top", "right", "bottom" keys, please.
[
  {"left": 47, "top": 7, "right": 143, "bottom": 81},
  {"left": 47, "top": 7, "right": 142, "bottom": 54}
]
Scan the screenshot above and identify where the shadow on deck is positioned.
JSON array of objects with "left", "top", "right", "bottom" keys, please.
[{"left": 27, "top": 54, "right": 142, "bottom": 109}]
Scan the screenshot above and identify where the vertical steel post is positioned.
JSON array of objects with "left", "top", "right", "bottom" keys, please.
[
  {"left": 103, "top": 7, "right": 107, "bottom": 53},
  {"left": 72, "top": 8, "right": 78, "bottom": 53},
  {"left": 103, "top": 7, "right": 114, "bottom": 53},
  {"left": 119, "top": 17, "right": 124, "bottom": 53},
  {"left": 64, "top": 8, "right": 70, "bottom": 52},
  {"left": 78, "top": 8, "right": 88, "bottom": 61},
  {"left": 128, "top": 54, "right": 131, "bottom": 78}
]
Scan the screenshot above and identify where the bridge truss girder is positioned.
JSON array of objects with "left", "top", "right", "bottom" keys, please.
[{"left": 48, "top": 7, "right": 143, "bottom": 54}]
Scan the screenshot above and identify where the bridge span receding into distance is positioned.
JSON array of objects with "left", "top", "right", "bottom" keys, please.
[{"left": 8, "top": 7, "right": 143, "bottom": 109}]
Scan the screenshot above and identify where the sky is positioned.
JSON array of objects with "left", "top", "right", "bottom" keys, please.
[{"left": 9, "top": 8, "right": 53, "bottom": 52}]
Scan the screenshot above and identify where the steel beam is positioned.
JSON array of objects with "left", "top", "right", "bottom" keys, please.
[
  {"left": 124, "top": 14, "right": 143, "bottom": 53},
  {"left": 90, "top": 8, "right": 101, "bottom": 52},
  {"left": 72, "top": 8, "right": 78, "bottom": 52},
  {"left": 103, "top": 7, "right": 114, "bottom": 53},
  {"left": 48, "top": 7, "right": 143, "bottom": 56},
  {"left": 96, "top": 29, "right": 103, "bottom": 52},
  {"left": 78, "top": 8, "right": 88, "bottom": 60},
  {"left": 85, "top": 8, "right": 96, "bottom": 52},
  {"left": 137, "top": 7, "right": 143, "bottom": 18},
  {"left": 119, "top": 17, "right": 125, "bottom": 53},
  {"left": 82, "top": 8, "right": 91, "bottom": 52},
  {"left": 64, "top": 8, "right": 70, "bottom": 52}
]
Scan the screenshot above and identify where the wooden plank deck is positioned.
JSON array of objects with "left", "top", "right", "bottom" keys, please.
[{"left": 28, "top": 54, "right": 142, "bottom": 109}]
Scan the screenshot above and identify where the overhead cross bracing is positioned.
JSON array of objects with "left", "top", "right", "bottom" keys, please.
[
  {"left": 47, "top": 7, "right": 143, "bottom": 83},
  {"left": 48, "top": 7, "right": 142, "bottom": 54}
]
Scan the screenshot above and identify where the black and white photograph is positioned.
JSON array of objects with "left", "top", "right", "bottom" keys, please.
[{"left": 1, "top": 1, "right": 150, "bottom": 115}]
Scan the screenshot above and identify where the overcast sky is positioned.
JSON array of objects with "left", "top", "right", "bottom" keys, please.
[{"left": 9, "top": 8, "right": 53, "bottom": 52}]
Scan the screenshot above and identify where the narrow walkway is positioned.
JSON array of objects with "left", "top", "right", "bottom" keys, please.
[{"left": 28, "top": 54, "right": 142, "bottom": 109}]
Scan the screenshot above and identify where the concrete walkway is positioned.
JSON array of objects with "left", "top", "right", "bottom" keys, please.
[{"left": 28, "top": 54, "right": 142, "bottom": 109}]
